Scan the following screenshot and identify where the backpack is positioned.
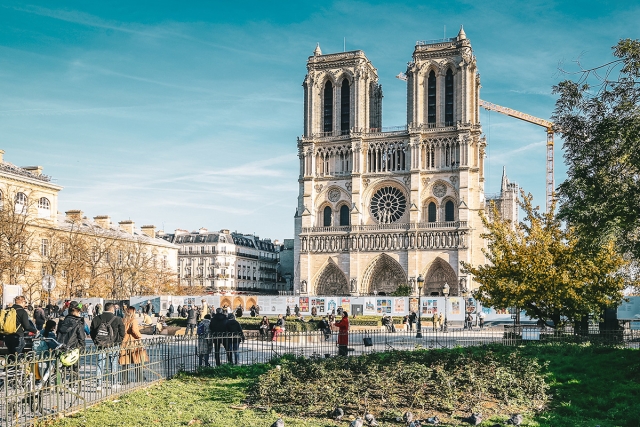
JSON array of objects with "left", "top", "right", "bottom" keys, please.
[
  {"left": 93, "top": 316, "right": 117, "bottom": 347},
  {"left": 0, "top": 308, "right": 18, "bottom": 334},
  {"left": 197, "top": 320, "right": 210, "bottom": 336}
]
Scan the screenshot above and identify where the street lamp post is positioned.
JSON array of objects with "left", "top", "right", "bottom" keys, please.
[
  {"left": 416, "top": 274, "right": 424, "bottom": 338},
  {"left": 442, "top": 282, "right": 450, "bottom": 333}
]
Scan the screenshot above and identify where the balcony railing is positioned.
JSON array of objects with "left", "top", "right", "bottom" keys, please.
[{"left": 301, "top": 221, "right": 467, "bottom": 234}]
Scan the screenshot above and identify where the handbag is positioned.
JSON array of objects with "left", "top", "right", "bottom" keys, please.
[{"left": 363, "top": 334, "right": 373, "bottom": 347}]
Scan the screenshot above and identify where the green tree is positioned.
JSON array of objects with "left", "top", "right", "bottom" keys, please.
[
  {"left": 552, "top": 38, "right": 640, "bottom": 260},
  {"left": 391, "top": 284, "right": 412, "bottom": 296},
  {"left": 462, "top": 192, "right": 630, "bottom": 327}
]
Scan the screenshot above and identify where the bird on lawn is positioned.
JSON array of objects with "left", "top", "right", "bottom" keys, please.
[
  {"left": 331, "top": 407, "right": 344, "bottom": 421},
  {"left": 407, "top": 421, "right": 422, "bottom": 427},
  {"left": 364, "top": 413, "right": 378, "bottom": 426},
  {"left": 462, "top": 413, "right": 483, "bottom": 425},
  {"left": 403, "top": 411, "right": 414, "bottom": 424},
  {"left": 350, "top": 417, "right": 364, "bottom": 427},
  {"left": 425, "top": 415, "right": 440, "bottom": 424},
  {"left": 506, "top": 414, "right": 523, "bottom": 426},
  {"left": 270, "top": 418, "right": 284, "bottom": 427}
]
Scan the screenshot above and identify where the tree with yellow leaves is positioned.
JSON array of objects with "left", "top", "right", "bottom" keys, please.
[{"left": 462, "top": 191, "right": 630, "bottom": 328}]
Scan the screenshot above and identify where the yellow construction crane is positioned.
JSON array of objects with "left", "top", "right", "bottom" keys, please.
[{"left": 479, "top": 99, "right": 555, "bottom": 212}]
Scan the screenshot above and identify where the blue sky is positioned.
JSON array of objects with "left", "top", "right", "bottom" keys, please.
[{"left": 1, "top": 1, "right": 638, "bottom": 240}]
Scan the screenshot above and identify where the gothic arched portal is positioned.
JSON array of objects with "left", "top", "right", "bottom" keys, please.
[
  {"left": 362, "top": 253, "right": 407, "bottom": 295},
  {"left": 315, "top": 260, "right": 350, "bottom": 295},
  {"left": 423, "top": 257, "right": 458, "bottom": 296}
]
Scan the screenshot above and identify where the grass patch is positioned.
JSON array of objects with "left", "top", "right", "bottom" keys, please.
[{"left": 42, "top": 344, "right": 640, "bottom": 427}]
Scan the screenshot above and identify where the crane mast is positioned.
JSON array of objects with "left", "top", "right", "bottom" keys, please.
[{"left": 478, "top": 99, "right": 555, "bottom": 212}]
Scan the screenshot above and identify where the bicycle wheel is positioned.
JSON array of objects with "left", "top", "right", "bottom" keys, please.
[{"left": 5, "top": 368, "right": 32, "bottom": 421}]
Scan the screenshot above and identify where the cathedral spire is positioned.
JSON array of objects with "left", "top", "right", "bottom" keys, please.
[
  {"left": 313, "top": 43, "right": 322, "bottom": 56},
  {"left": 457, "top": 25, "right": 466, "bottom": 40},
  {"left": 501, "top": 166, "right": 509, "bottom": 192}
]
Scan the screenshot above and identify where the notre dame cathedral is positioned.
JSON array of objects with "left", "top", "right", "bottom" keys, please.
[{"left": 294, "top": 27, "right": 518, "bottom": 297}]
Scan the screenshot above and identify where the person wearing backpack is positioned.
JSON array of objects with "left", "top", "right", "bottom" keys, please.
[
  {"left": 90, "top": 302, "right": 125, "bottom": 390},
  {"left": 2, "top": 295, "right": 37, "bottom": 356},
  {"left": 56, "top": 304, "right": 86, "bottom": 374}
]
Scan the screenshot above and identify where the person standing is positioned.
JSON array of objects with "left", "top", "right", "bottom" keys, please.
[
  {"left": 235, "top": 305, "right": 243, "bottom": 318},
  {"left": 86, "top": 303, "right": 93, "bottom": 321},
  {"left": 225, "top": 314, "right": 245, "bottom": 365},
  {"left": 196, "top": 314, "right": 212, "bottom": 367},
  {"left": 334, "top": 311, "right": 349, "bottom": 356},
  {"left": 57, "top": 303, "right": 86, "bottom": 374},
  {"left": 259, "top": 316, "right": 270, "bottom": 340},
  {"left": 209, "top": 308, "right": 228, "bottom": 366},
  {"left": 199, "top": 299, "right": 208, "bottom": 321},
  {"left": 478, "top": 311, "right": 486, "bottom": 329},
  {"left": 90, "top": 302, "right": 125, "bottom": 390},
  {"left": 285, "top": 306, "right": 291, "bottom": 318},
  {"left": 4, "top": 296, "right": 37, "bottom": 355},
  {"left": 408, "top": 311, "right": 417, "bottom": 332},
  {"left": 119, "top": 306, "right": 147, "bottom": 384},
  {"left": 250, "top": 305, "right": 256, "bottom": 317},
  {"left": 294, "top": 305, "right": 300, "bottom": 317},
  {"left": 168, "top": 303, "right": 175, "bottom": 318},
  {"left": 144, "top": 301, "right": 152, "bottom": 316},
  {"left": 34, "top": 305, "right": 47, "bottom": 331},
  {"left": 318, "top": 316, "right": 331, "bottom": 340},
  {"left": 186, "top": 306, "right": 197, "bottom": 336}
]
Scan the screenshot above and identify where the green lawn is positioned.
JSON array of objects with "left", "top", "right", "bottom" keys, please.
[{"left": 44, "top": 344, "right": 640, "bottom": 427}]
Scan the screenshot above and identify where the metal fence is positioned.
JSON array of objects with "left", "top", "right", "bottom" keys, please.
[{"left": 1, "top": 325, "right": 639, "bottom": 426}]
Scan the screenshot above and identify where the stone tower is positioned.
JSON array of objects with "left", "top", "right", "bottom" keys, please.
[{"left": 294, "top": 28, "right": 507, "bottom": 297}]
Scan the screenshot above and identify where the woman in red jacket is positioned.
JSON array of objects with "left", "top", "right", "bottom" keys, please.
[{"left": 334, "top": 311, "right": 349, "bottom": 356}]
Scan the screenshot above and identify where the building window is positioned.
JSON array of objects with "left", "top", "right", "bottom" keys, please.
[
  {"left": 339, "top": 205, "right": 350, "bottom": 226},
  {"left": 323, "top": 81, "right": 333, "bottom": 133},
  {"left": 41, "top": 239, "right": 49, "bottom": 257},
  {"left": 15, "top": 192, "right": 27, "bottom": 214},
  {"left": 38, "top": 197, "right": 50, "bottom": 210},
  {"left": 428, "top": 202, "right": 437, "bottom": 222},
  {"left": 323, "top": 206, "right": 332, "bottom": 227},
  {"left": 445, "top": 69, "right": 454, "bottom": 125},
  {"left": 445, "top": 200, "right": 455, "bottom": 222},
  {"left": 340, "top": 79, "right": 350, "bottom": 134},
  {"left": 428, "top": 71, "right": 436, "bottom": 124}
]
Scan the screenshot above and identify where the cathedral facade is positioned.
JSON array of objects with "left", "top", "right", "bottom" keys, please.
[{"left": 294, "top": 28, "right": 516, "bottom": 297}]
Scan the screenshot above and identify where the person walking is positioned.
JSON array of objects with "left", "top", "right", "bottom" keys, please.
[
  {"left": 4, "top": 296, "right": 37, "bottom": 356},
  {"left": 168, "top": 303, "right": 175, "bottom": 318},
  {"left": 294, "top": 305, "right": 300, "bottom": 317},
  {"left": 285, "top": 306, "right": 291, "bottom": 318},
  {"left": 272, "top": 314, "right": 285, "bottom": 341},
  {"left": 196, "top": 314, "right": 212, "bottom": 367},
  {"left": 408, "top": 311, "right": 417, "bottom": 332},
  {"left": 225, "top": 314, "right": 245, "bottom": 365},
  {"left": 478, "top": 311, "right": 486, "bottom": 329},
  {"left": 465, "top": 313, "right": 473, "bottom": 330},
  {"left": 334, "top": 311, "right": 350, "bottom": 356},
  {"left": 209, "top": 308, "right": 228, "bottom": 366},
  {"left": 199, "top": 299, "right": 208, "bottom": 321},
  {"left": 119, "top": 306, "right": 147, "bottom": 384},
  {"left": 186, "top": 306, "right": 197, "bottom": 336},
  {"left": 90, "top": 302, "right": 126, "bottom": 390},
  {"left": 56, "top": 303, "right": 86, "bottom": 374}
]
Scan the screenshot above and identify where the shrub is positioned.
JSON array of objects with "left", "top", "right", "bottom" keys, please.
[{"left": 249, "top": 346, "right": 549, "bottom": 420}]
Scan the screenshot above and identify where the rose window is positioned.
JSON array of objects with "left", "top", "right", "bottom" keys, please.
[{"left": 370, "top": 186, "right": 407, "bottom": 224}]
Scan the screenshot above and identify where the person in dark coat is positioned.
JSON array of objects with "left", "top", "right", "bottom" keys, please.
[
  {"left": 225, "top": 314, "right": 245, "bottom": 365},
  {"left": 318, "top": 316, "right": 331, "bottom": 340},
  {"left": 186, "top": 306, "right": 197, "bottom": 335},
  {"left": 144, "top": 301, "right": 152, "bottom": 315},
  {"left": 209, "top": 308, "right": 229, "bottom": 366},
  {"left": 34, "top": 305, "right": 47, "bottom": 331},
  {"left": 57, "top": 304, "right": 86, "bottom": 350},
  {"left": 90, "top": 302, "right": 126, "bottom": 389},
  {"left": 4, "top": 296, "right": 37, "bottom": 356},
  {"left": 168, "top": 303, "right": 175, "bottom": 317},
  {"left": 235, "top": 306, "right": 243, "bottom": 318}
]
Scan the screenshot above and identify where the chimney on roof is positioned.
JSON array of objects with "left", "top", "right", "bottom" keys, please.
[
  {"left": 199, "top": 228, "right": 208, "bottom": 234},
  {"left": 119, "top": 220, "right": 135, "bottom": 234},
  {"left": 220, "top": 229, "right": 230, "bottom": 234},
  {"left": 175, "top": 228, "right": 189, "bottom": 235},
  {"left": 141, "top": 225, "right": 157, "bottom": 238},
  {"left": 93, "top": 215, "right": 111, "bottom": 229},
  {"left": 22, "top": 166, "right": 43, "bottom": 176},
  {"left": 0, "top": 149, "right": 4, "bottom": 163},
  {"left": 65, "top": 210, "right": 83, "bottom": 223}
]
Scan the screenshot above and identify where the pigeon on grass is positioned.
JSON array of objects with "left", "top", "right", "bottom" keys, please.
[
  {"left": 506, "top": 413, "right": 523, "bottom": 425},
  {"left": 331, "top": 407, "right": 344, "bottom": 421},
  {"left": 462, "top": 413, "right": 482, "bottom": 425},
  {"left": 350, "top": 417, "right": 364, "bottom": 427},
  {"left": 425, "top": 415, "right": 440, "bottom": 424},
  {"left": 270, "top": 418, "right": 284, "bottom": 427},
  {"left": 403, "top": 411, "right": 414, "bottom": 424},
  {"left": 364, "top": 413, "right": 378, "bottom": 426}
]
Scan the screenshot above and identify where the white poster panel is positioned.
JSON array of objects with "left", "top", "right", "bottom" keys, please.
[
  {"left": 325, "top": 298, "right": 339, "bottom": 314},
  {"left": 393, "top": 298, "right": 406, "bottom": 314},
  {"left": 618, "top": 296, "right": 640, "bottom": 320},
  {"left": 363, "top": 298, "right": 376, "bottom": 314},
  {"left": 257, "top": 296, "right": 289, "bottom": 315},
  {"left": 2, "top": 284, "right": 22, "bottom": 307}
]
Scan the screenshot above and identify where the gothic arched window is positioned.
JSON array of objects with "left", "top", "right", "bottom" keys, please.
[
  {"left": 445, "top": 69, "right": 454, "bottom": 125},
  {"left": 445, "top": 200, "right": 455, "bottom": 221},
  {"left": 323, "top": 81, "right": 333, "bottom": 133},
  {"left": 428, "top": 202, "right": 437, "bottom": 222},
  {"left": 428, "top": 71, "right": 436, "bottom": 124},
  {"left": 323, "top": 206, "right": 332, "bottom": 227},
  {"left": 340, "top": 79, "right": 350, "bottom": 134},
  {"left": 339, "top": 205, "right": 350, "bottom": 226}
]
